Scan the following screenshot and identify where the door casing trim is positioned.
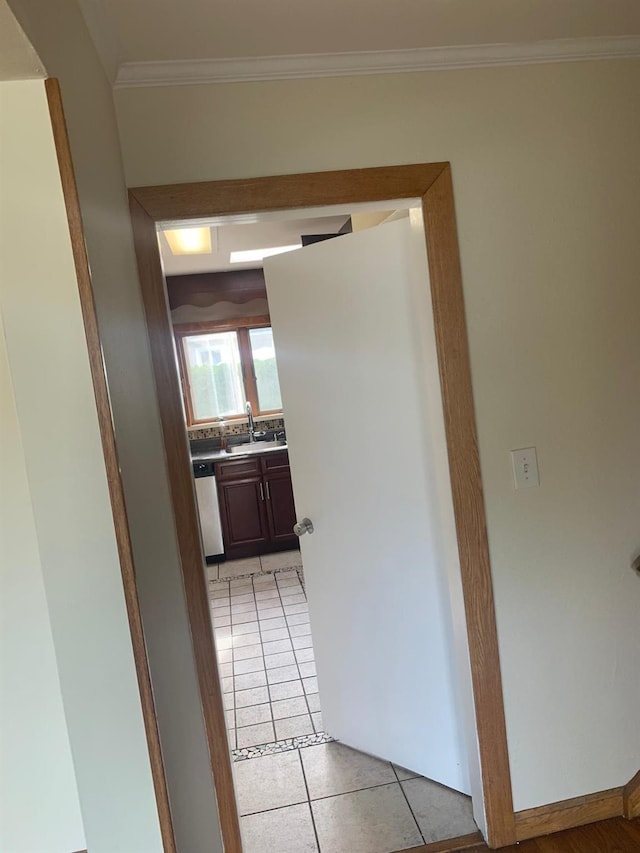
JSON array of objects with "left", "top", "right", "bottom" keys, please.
[{"left": 128, "top": 163, "right": 516, "bottom": 850}]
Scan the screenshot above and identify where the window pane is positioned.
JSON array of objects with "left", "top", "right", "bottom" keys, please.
[
  {"left": 183, "top": 331, "right": 246, "bottom": 420},
  {"left": 249, "top": 327, "right": 282, "bottom": 412}
]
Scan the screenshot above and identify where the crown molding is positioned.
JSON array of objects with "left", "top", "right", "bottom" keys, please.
[{"left": 114, "top": 35, "right": 640, "bottom": 89}]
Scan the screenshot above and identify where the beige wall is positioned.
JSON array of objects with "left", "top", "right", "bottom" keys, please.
[
  {"left": 0, "top": 251, "right": 85, "bottom": 851},
  {"left": 114, "top": 60, "right": 640, "bottom": 812},
  {"left": 5, "top": 2, "right": 223, "bottom": 851},
  {"left": 0, "top": 78, "right": 161, "bottom": 852}
]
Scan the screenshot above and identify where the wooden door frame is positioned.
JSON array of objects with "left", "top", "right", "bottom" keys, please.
[{"left": 128, "top": 163, "right": 516, "bottom": 850}]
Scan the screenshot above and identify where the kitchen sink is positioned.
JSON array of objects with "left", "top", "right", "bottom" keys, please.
[{"left": 226, "top": 439, "right": 287, "bottom": 455}]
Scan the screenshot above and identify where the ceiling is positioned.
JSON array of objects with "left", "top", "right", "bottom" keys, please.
[
  {"left": 158, "top": 202, "right": 409, "bottom": 275},
  {"left": 159, "top": 213, "right": 352, "bottom": 275},
  {"left": 99, "top": 0, "right": 640, "bottom": 64}
]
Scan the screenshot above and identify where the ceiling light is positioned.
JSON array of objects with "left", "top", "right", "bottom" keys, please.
[
  {"left": 164, "top": 227, "right": 212, "bottom": 255},
  {"left": 230, "top": 244, "right": 300, "bottom": 264}
]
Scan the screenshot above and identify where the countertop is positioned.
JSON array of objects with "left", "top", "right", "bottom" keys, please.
[{"left": 191, "top": 441, "right": 288, "bottom": 464}]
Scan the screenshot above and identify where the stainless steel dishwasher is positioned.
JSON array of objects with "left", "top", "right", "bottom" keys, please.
[{"left": 193, "top": 460, "right": 224, "bottom": 561}]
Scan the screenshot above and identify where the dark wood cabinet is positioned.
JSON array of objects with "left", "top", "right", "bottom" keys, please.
[
  {"left": 264, "top": 471, "right": 297, "bottom": 542},
  {"left": 216, "top": 450, "right": 298, "bottom": 558},
  {"left": 218, "top": 477, "right": 269, "bottom": 553}
]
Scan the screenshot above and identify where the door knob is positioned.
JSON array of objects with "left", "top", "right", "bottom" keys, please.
[{"left": 293, "top": 518, "right": 314, "bottom": 536}]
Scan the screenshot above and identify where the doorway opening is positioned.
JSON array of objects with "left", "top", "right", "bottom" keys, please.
[
  {"left": 128, "top": 164, "right": 516, "bottom": 852},
  {"left": 159, "top": 201, "right": 480, "bottom": 851}
]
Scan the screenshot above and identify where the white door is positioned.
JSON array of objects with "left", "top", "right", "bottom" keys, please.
[{"left": 264, "top": 215, "right": 470, "bottom": 793}]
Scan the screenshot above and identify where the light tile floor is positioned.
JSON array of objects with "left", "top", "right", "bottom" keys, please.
[
  {"left": 208, "top": 550, "right": 477, "bottom": 853},
  {"left": 208, "top": 553, "right": 321, "bottom": 753}
]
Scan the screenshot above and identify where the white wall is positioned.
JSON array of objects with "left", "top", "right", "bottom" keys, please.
[
  {"left": 6, "top": 2, "right": 225, "bottom": 850},
  {"left": 0, "top": 78, "right": 162, "bottom": 853},
  {"left": 114, "top": 60, "right": 640, "bottom": 811},
  {"left": 0, "top": 307, "right": 85, "bottom": 853}
]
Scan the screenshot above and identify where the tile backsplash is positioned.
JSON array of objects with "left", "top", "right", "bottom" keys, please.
[{"left": 188, "top": 416, "right": 285, "bottom": 441}]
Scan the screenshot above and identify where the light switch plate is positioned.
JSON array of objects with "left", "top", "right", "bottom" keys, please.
[{"left": 511, "top": 447, "right": 540, "bottom": 489}]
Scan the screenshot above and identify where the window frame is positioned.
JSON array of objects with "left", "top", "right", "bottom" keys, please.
[{"left": 174, "top": 315, "right": 283, "bottom": 426}]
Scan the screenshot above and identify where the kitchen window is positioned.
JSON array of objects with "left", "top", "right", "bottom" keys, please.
[{"left": 176, "top": 322, "right": 283, "bottom": 425}]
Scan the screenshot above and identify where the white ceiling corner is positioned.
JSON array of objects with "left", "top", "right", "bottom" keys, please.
[
  {"left": 76, "top": 0, "right": 122, "bottom": 84},
  {"left": 0, "top": 0, "right": 46, "bottom": 81},
  {"left": 114, "top": 36, "right": 640, "bottom": 89}
]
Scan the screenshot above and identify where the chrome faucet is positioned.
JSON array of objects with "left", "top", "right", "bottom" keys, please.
[{"left": 246, "top": 401, "right": 256, "bottom": 442}]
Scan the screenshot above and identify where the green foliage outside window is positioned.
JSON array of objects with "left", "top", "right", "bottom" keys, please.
[
  {"left": 190, "top": 363, "right": 244, "bottom": 420},
  {"left": 182, "top": 325, "right": 283, "bottom": 423},
  {"left": 254, "top": 356, "right": 282, "bottom": 411}
]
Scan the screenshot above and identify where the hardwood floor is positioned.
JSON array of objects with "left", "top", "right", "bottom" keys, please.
[{"left": 458, "top": 817, "right": 640, "bottom": 852}]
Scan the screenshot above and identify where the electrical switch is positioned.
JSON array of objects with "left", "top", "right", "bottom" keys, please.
[{"left": 511, "top": 447, "right": 540, "bottom": 489}]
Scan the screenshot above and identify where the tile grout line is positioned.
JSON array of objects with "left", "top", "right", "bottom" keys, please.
[
  {"left": 209, "top": 576, "right": 237, "bottom": 750},
  {"left": 227, "top": 570, "right": 270, "bottom": 750},
  {"left": 214, "top": 567, "right": 252, "bottom": 751},
  {"left": 275, "top": 567, "right": 316, "bottom": 735},
  {"left": 282, "top": 567, "right": 324, "bottom": 735},
  {"left": 253, "top": 568, "right": 276, "bottom": 746},
  {"left": 289, "top": 578, "right": 321, "bottom": 731},
  {"left": 266, "top": 567, "right": 309, "bottom": 741},
  {"left": 392, "top": 763, "right": 427, "bottom": 845},
  {"left": 228, "top": 576, "right": 236, "bottom": 750},
  {"left": 298, "top": 746, "right": 322, "bottom": 853},
  {"left": 239, "top": 777, "right": 424, "bottom": 818},
  {"left": 234, "top": 564, "right": 302, "bottom": 744},
  {"left": 252, "top": 558, "right": 302, "bottom": 743}
]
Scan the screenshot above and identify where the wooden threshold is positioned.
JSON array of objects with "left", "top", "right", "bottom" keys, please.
[
  {"left": 128, "top": 163, "right": 516, "bottom": 849},
  {"left": 404, "top": 816, "right": 640, "bottom": 852},
  {"left": 45, "top": 78, "right": 176, "bottom": 852},
  {"left": 623, "top": 769, "right": 640, "bottom": 819},
  {"left": 514, "top": 786, "right": 624, "bottom": 842},
  {"left": 397, "top": 831, "right": 485, "bottom": 852},
  {"left": 458, "top": 816, "right": 640, "bottom": 852}
]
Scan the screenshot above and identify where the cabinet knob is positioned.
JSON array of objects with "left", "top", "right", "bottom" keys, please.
[{"left": 293, "top": 518, "right": 314, "bottom": 537}]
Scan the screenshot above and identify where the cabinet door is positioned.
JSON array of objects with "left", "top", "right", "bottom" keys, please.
[
  {"left": 218, "top": 478, "right": 269, "bottom": 556},
  {"left": 264, "top": 470, "right": 298, "bottom": 543},
  {"left": 216, "top": 457, "right": 261, "bottom": 480},
  {"left": 261, "top": 450, "right": 290, "bottom": 472}
]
